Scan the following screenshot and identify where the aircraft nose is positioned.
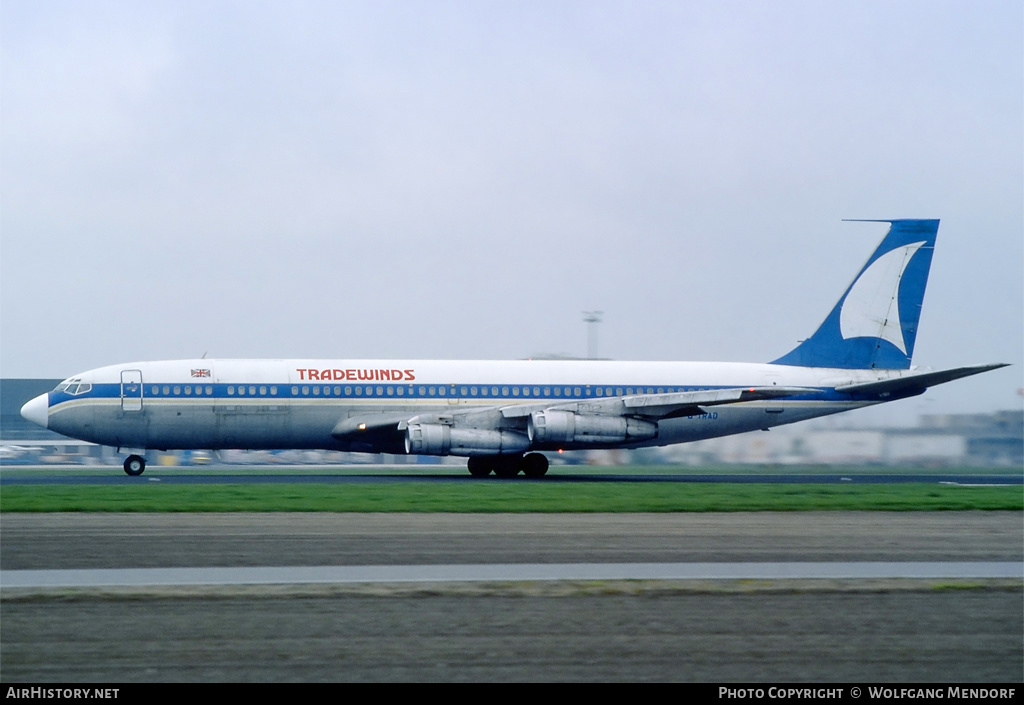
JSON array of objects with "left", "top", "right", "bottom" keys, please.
[{"left": 20, "top": 393, "right": 49, "bottom": 429}]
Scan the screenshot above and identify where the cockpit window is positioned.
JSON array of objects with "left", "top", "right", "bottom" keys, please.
[{"left": 55, "top": 379, "right": 91, "bottom": 395}]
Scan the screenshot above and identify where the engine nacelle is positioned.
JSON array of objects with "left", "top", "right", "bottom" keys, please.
[
  {"left": 528, "top": 410, "right": 658, "bottom": 444},
  {"left": 404, "top": 423, "right": 531, "bottom": 456}
]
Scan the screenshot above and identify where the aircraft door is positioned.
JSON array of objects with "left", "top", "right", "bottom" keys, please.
[{"left": 121, "top": 369, "right": 143, "bottom": 411}]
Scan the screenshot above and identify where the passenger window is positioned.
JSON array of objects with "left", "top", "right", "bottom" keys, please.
[
  {"left": 260, "top": 386, "right": 267, "bottom": 395},
  {"left": 228, "top": 386, "right": 235, "bottom": 395}
]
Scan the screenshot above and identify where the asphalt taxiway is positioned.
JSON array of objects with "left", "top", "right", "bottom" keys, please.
[{"left": 2, "top": 512, "right": 1021, "bottom": 681}]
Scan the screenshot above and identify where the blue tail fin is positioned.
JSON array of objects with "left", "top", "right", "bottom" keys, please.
[{"left": 771, "top": 219, "right": 939, "bottom": 370}]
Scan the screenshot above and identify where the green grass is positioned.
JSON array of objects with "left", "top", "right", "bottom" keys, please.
[{"left": 1, "top": 482, "right": 1020, "bottom": 513}]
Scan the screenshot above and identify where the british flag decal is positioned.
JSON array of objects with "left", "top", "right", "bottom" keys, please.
[{"left": 191, "top": 369, "right": 211, "bottom": 378}]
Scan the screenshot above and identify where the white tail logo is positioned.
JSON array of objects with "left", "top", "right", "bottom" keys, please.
[{"left": 839, "top": 241, "right": 926, "bottom": 355}]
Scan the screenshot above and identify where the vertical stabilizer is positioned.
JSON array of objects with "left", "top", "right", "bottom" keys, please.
[{"left": 771, "top": 219, "right": 938, "bottom": 370}]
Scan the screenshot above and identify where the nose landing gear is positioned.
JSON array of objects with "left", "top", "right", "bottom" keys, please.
[{"left": 123, "top": 455, "right": 146, "bottom": 476}]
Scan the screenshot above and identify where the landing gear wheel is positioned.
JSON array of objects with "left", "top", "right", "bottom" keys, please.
[
  {"left": 467, "top": 457, "right": 492, "bottom": 478},
  {"left": 492, "top": 457, "right": 521, "bottom": 478},
  {"left": 123, "top": 455, "right": 146, "bottom": 476},
  {"left": 522, "top": 453, "right": 549, "bottom": 478}
]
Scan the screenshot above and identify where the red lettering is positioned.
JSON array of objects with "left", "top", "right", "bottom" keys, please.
[{"left": 300, "top": 366, "right": 415, "bottom": 382}]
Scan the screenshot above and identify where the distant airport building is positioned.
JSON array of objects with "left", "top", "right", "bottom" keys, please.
[{"left": 662, "top": 410, "right": 1023, "bottom": 468}]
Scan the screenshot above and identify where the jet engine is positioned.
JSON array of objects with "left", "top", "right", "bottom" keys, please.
[
  {"left": 404, "top": 423, "right": 531, "bottom": 456},
  {"left": 527, "top": 410, "right": 658, "bottom": 444}
]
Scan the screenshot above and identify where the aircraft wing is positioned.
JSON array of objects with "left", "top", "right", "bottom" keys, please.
[
  {"left": 499, "top": 386, "right": 821, "bottom": 421},
  {"left": 331, "top": 386, "right": 821, "bottom": 447}
]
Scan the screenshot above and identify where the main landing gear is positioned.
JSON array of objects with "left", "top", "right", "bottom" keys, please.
[
  {"left": 467, "top": 453, "right": 549, "bottom": 478},
  {"left": 123, "top": 455, "right": 146, "bottom": 476}
]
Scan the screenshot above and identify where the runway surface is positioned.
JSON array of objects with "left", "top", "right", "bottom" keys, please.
[
  {"left": 2, "top": 467, "right": 1021, "bottom": 485},
  {"left": 2, "top": 511, "right": 1021, "bottom": 681},
  {"left": 4, "top": 561, "right": 1021, "bottom": 588}
]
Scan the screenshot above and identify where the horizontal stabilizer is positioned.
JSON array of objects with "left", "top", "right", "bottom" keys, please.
[{"left": 835, "top": 363, "right": 1009, "bottom": 397}]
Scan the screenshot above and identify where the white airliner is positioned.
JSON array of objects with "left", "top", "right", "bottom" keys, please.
[{"left": 20, "top": 219, "right": 1006, "bottom": 477}]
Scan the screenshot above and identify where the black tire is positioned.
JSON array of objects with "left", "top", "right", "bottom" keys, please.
[
  {"left": 123, "top": 455, "right": 146, "bottom": 476},
  {"left": 522, "top": 452, "right": 549, "bottom": 478},
  {"left": 467, "top": 456, "right": 492, "bottom": 478},
  {"left": 492, "top": 457, "right": 520, "bottom": 478}
]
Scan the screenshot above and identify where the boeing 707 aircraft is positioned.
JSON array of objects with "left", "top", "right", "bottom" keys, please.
[{"left": 20, "top": 219, "right": 1007, "bottom": 476}]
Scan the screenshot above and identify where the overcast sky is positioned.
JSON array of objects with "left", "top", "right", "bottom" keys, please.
[{"left": 2, "top": 1, "right": 1021, "bottom": 421}]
